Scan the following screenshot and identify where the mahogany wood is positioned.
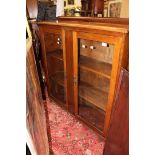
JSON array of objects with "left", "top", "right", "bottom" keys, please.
[
  {"left": 37, "top": 21, "right": 128, "bottom": 34},
  {"left": 103, "top": 37, "right": 124, "bottom": 137},
  {"left": 103, "top": 68, "right": 129, "bottom": 155},
  {"left": 62, "top": 30, "right": 68, "bottom": 110},
  {"left": 37, "top": 26, "right": 50, "bottom": 95},
  {"left": 58, "top": 17, "right": 129, "bottom": 25},
  {"left": 44, "top": 33, "right": 62, "bottom": 53},
  {"left": 26, "top": 45, "right": 50, "bottom": 155},
  {"left": 49, "top": 69, "right": 64, "bottom": 87},
  {"left": 73, "top": 31, "right": 78, "bottom": 115},
  {"left": 120, "top": 33, "right": 129, "bottom": 70},
  {"left": 64, "top": 30, "right": 75, "bottom": 113},
  {"left": 77, "top": 31, "right": 121, "bottom": 44},
  {"left": 47, "top": 49, "right": 63, "bottom": 61}
]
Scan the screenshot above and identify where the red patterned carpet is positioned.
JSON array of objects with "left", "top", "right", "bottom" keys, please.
[{"left": 45, "top": 98, "right": 105, "bottom": 155}]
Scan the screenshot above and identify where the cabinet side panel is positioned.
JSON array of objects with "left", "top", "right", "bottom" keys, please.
[{"left": 26, "top": 46, "right": 50, "bottom": 155}]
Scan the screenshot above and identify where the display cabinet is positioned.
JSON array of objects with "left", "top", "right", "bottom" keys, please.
[{"left": 38, "top": 19, "right": 128, "bottom": 137}]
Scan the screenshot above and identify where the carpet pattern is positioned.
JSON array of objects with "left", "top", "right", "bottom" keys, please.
[{"left": 46, "top": 98, "right": 105, "bottom": 155}]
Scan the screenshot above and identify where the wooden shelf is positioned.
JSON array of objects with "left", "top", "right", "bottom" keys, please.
[
  {"left": 50, "top": 71, "right": 64, "bottom": 87},
  {"left": 47, "top": 49, "right": 63, "bottom": 61},
  {"left": 79, "top": 81, "right": 108, "bottom": 111},
  {"left": 79, "top": 55, "right": 112, "bottom": 79}
]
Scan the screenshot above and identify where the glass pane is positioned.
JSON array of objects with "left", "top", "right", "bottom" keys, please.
[
  {"left": 79, "top": 97, "right": 105, "bottom": 131},
  {"left": 78, "top": 38, "right": 114, "bottom": 131},
  {"left": 45, "top": 32, "right": 66, "bottom": 105}
]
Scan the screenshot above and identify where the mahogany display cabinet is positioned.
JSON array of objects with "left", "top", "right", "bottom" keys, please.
[{"left": 37, "top": 19, "right": 129, "bottom": 137}]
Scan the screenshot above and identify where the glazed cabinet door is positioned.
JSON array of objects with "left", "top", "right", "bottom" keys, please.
[
  {"left": 73, "top": 31, "right": 123, "bottom": 136},
  {"left": 41, "top": 27, "right": 67, "bottom": 107}
]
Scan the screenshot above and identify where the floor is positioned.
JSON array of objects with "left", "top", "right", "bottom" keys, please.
[{"left": 45, "top": 97, "right": 105, "bottom": 155}]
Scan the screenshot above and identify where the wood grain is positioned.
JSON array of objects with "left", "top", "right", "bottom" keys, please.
[
  {"left": 80, "top": 67, "right": 110, "bottom": 93},
  {"left": 47, "top": 49, "right": 63, "bottom": 61},
  {"left": 103, "top": 37, "right": 123, "bottom": 137},
  {"left": 80, "top": 39, "right": 114, "bottom": 64},
  {"left": 103, "top": 68, "right": 129, "bottom": 155},
  {"left": 62, "top": 29, "right": 68, "bottom": 109},
  {"left": 64, "top": 30, "right": 75, "bottom": 114},
  {"left": 79, "top": 81, "right": 108, "bottom": 111},
  {"left": 26, "top": 45, "right": 49, "bottom": 155},
  {"left": 58, "top": 17, "right": 129, "bottom": 25},
  {"left": 80, "top": 55, "right": 112, "bottom": 79},
  {"left": 73, "top": 31, "right": 78, "bottom": 115},
  {"left": 44, "top": 32, "right": 62, "bottom": 53},
  {"left": 50, "top": 71, "right": 64, "bottom": 87},
  {"left": 37, "top": 21, "right": 128, "bottom": 33}
]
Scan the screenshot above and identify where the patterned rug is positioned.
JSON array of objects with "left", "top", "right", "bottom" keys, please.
[{"left": 45, "top": 98, "right": 105, "bottom": 155}]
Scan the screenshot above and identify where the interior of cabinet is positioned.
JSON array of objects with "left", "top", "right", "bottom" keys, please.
[
  {"left": 78, "top": 38, "right": 114, "bottom": 132},
  {"left": 44, "top": 32, "right": 62, "bottom": 52},
  {"left": 45, "top": 32, "right": 66, "bottom": 105}
]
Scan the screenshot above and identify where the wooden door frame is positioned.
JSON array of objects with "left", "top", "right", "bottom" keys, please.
[{"left": 72, "top": 31, "right": 124, "bottom": 137}]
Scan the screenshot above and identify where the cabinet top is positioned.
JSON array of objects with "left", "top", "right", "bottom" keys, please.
[
  {"left": 35, "top": 20, "right": 129, "bottom": 34},
  {"left": 58, "top": 17, "right": 129, "bottom": 25}
]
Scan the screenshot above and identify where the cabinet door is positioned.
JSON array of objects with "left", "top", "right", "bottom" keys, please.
[
  {"left": 43, "top": 28, "right": 67, "bottom": 106},
  {"left": 26, "top": 46, "right": 49, "bottom": 155},
  {"left": 103, "top": 68, "right": 129, "bottom": 155},
  {"left": 73, "top": 32, "right": 123, "bottom": 136}
]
